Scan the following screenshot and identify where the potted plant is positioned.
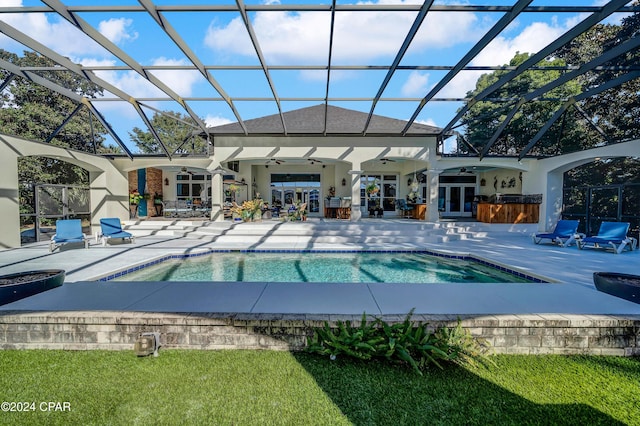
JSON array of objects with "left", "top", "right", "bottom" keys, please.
[
  {"left": 231, "top": 199, "right": 264, "bottom": 222},
  {"left": 366, "top": 180, "right": 379, "bottom": 196},
  {"left": 129, "top": 189, "right": 143, "bottom": 205}
]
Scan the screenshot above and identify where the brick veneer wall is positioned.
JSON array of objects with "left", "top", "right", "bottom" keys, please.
[
  {"left": 1, "top": 313, "right": 638, "bottom": 355},
  {"left": 146, "top": 168, "right": 163, "bottom": 217},
  {"left": 128, "top": 168, "right": 163, "bottom": 217}
]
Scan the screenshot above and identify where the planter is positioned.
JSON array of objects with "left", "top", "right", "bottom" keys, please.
[
  {"left": 593, "top": 272, "right": 640, "bottom": 304},
  {"left": 0, "top": 269, "right": 65, "bottom": 306}
]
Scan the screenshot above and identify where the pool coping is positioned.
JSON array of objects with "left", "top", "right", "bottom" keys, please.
[{"left": 93, "top": 248, "right": 554, "bottom": 284}]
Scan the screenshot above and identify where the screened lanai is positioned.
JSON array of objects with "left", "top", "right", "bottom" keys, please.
[
  {"left": 1, "top": 1, "right": 638, "bottom": 157},
  {"left": 1, "top": 1, "right": 639, "bottom": 249}
]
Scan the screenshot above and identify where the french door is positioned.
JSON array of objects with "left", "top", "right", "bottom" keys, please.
[{"left": 439, "top": 185, "right": 476, "bottom": 217}]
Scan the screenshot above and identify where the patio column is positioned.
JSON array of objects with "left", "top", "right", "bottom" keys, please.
[
  {"left": 89, "top": 168, "right": 129, "bottom": 236},
  {"left": 425, "top": 169, "right": 442, "bottom": 222},
  {"left": 0, "top": 149, "right": 20, "bottom": 248},
  {"left": 209, "top": 166, "right": 225, "bottom": 222},
  {"left": 348, "top": 168, "right": 363, "bottom": 221}
]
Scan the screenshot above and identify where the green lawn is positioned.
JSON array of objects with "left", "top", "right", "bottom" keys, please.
[{"left": 0, "top": 350, "right": 638, "bottom": 425}]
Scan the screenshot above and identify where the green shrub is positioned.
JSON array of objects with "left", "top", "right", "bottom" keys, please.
[{"left": 306, "top": 310, "right": 492, "bottom": 374}]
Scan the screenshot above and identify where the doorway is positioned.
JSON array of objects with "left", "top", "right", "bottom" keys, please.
[
  {"left": 438, "top": 175, "right": 476, "bottom": 217},
  {"left": 270, "top": 174, "right": 321, "bottom": 216}
]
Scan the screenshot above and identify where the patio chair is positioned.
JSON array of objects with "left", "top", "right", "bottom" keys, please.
[
  {"left": 577, "top": 221, "right": 637, "bottom": 254},
  {"left": 97, "top": 217, "right": 135, "bottom": 247},
  {"left": 532, "top": 219, "right": 580, "bottom": 247},
  {"left": 395, "top": 199, "right": 412, "bottom": 218},
  {"left": 49, "top": 219, "right": 89, "bottom": 252}
]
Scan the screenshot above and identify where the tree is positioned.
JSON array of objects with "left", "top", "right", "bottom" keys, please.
[
  {"left": 1, "top": 50, "right": 107, "bottom": 152},
  {"left": 460, "top": 0, "right": 640, "bottom": 157},
  {"left": 555, "top": 4, "right": 640, "bottom": 144},
  {"left": 129, "top": 111, "right": 208, "bottom": 155},
  {"left": 460, "top": 52, "right": 583, "bottom": 156},
  {"left": 0, "top": 49, "right": 109, "bottom": 217}
]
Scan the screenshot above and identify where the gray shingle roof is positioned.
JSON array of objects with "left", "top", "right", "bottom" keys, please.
[{"left": 207, "top": 104, "right": 442, "bottom": 136}]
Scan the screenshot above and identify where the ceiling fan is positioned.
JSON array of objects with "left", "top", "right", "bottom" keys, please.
[
  {"left": 307, "top": 158, "right": 322, "bottom": 165},
  {"left": 266, "top": 158, "right": 285, "bottom": 165},
  {"left": 180, "top": 166, "right": 195, "bottom": 175},
  {"left": 458, "top": 167, "right": 474, "bottom": 174},
  {"left": 379, "top": 158, "right": 395, "bottom": 165}
]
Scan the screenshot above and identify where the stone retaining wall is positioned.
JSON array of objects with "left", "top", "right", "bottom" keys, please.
[{"left": 1, "top": 312, "right": 639, "bottom": 355}]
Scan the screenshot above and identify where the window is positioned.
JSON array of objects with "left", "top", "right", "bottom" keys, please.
[
  {"left": 361, "top": 174, "right": 398, "bottom": 211},
  {"left": 176, "top": 173, "right": 211, "bottom": 203}
]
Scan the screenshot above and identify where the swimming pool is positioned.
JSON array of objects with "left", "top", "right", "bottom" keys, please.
[{"left": 109, "top": 251, "right": 542, "bottom": 283}]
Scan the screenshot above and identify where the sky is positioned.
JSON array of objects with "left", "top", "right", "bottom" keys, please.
[{"left": 0, "top": 0, "right": 631, "bottom": 152}]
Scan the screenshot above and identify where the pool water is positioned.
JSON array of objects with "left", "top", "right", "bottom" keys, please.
[{"left": 112, "top": 252, "right": 534, "bottom": 283}]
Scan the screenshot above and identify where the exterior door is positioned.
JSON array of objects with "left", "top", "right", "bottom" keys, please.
[
  {"left": 303, "top": 188, "right": 320, "bottom": 214},
  {"left": 439, "top": 185, "right": 476, "bottom": 217}
]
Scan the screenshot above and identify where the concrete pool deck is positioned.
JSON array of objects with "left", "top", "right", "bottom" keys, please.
[
  {"left": 1, "top": 219, "right": 639, "bottom": 316},
  {"left": 1, "top": 219, "right": 639, "bottom": 354}
]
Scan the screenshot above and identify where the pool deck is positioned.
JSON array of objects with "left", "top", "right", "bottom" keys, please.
[{"left": 2, "top": 219, "right": 639, "bottom": 316}]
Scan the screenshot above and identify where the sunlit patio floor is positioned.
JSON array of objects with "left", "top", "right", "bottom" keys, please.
[{"left": 1, "top": 219, "right": 639, "bottom": 316}]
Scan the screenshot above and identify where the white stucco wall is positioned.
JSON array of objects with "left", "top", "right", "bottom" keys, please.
[
  {"left": 2, "top": 131, "right": 637, "bottom": 248},
  {"left": 0, "top": 134, "right": 129, "bottom": 248}
]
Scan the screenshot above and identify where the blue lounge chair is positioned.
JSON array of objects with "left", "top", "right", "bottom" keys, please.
[
  {"left": 532, "top": 219, "right": 580, "bottom": 247},
  {"left": 49, "top": 219, "right": 89, "bottom": 252},
  {"left": 577, "top": 221, "right": 637, "bottom": 254},
  {"left": 97, "top": 218, "right": 135, "bottom": 246}
]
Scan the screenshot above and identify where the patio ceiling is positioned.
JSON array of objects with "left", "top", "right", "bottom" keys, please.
[{"left": 0, "top": 1, "right": 638, "bottom": 160}]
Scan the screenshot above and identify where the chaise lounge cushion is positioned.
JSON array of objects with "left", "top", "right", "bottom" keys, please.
[{"left": 99, "top": 218, "right": 135, "bottom": 246}]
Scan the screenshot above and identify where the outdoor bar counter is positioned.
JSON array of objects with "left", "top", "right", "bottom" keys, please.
[{"left": 476, "top": 194, "right": 542, "bottom": 224}]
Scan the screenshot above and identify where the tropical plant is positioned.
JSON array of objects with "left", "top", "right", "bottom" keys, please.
[
  {"left": 307, "top": 310, "right": 492, "bottom": 375},
  {"left": 286, "top": 201, "right": 307, "bottom": 221},
  {"left": 129, "top": 190, "right": 144, "bottom": 205},
  {"left": 230, "top": 199, "right": 263, "bottom": 221},
  {"left": 365, "top": 180, "right": 379, "bottom": 196}
]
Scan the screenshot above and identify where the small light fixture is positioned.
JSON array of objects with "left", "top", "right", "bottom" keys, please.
[
  {"left": 164, "top": 178, "right": 169, "bottom": 186},
  {"left": 134, "top": 332, "right": 161, "bottom": 357},
  {"left": 241, "top": 178, "right": 246, "bottom": 184},
  {"left": 407, "top": 178, "right": 412, "bottom": 187},
  {"left": 341, "top": 178, "right": 346, "bottom": 186}
]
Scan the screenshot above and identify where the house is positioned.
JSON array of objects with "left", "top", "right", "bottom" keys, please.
[{"left": 1, "top": 104, "right": 638, "bottom": 248}]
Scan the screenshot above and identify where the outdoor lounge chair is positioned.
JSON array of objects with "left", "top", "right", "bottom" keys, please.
[
  {"left": 577, "top": 221, "right": 637, "bottom": 254},
  {"left": 97, "top": 218, "right": 135, "bottom": 246},
  {"left": 532, "top": 219, "right": 580, "bottom": 247},
  {"left": 49, "top": 219, "right": 89, "bottom": 252}
]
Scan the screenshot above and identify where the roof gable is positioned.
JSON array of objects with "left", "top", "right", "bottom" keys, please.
[{"left": 208, "top": 105, "right": 442, "bottom": 136}]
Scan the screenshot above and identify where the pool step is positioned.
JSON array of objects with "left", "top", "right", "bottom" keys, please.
[{"left": 120, "top": 219, "right": 488, "bottom": 244}]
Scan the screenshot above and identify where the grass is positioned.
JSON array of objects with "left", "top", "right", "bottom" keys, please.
[{"left": 0, "top": 350, "right": 638, "bottom": 425}]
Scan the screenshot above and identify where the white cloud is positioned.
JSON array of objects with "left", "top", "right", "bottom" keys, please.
[
  {"left": 401, "top": 71, "right": 429, "bottom": 96},
  {"left": 0, "top": 6, "right": 106, "bottom": 58},
  {"left": 98, "top": 18, "right": 138, "bottom": 45},
  {"left": 84, "top": 57, "right": 200, "bottom": 100},
  {"left": 434, "top": 19, "right": 575, "bottom": 99},
  {"left": 205, "top": 114, "right": 234, "bottom": 127},
  {"left": 150, "top": 57, "right": 201, "bottom": 98},
  {"left": 1, "top": 5, "right": 134, "bottom": 57},
  {"left": 204, "top": 0, "right": 480, "bottom": 65}
]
